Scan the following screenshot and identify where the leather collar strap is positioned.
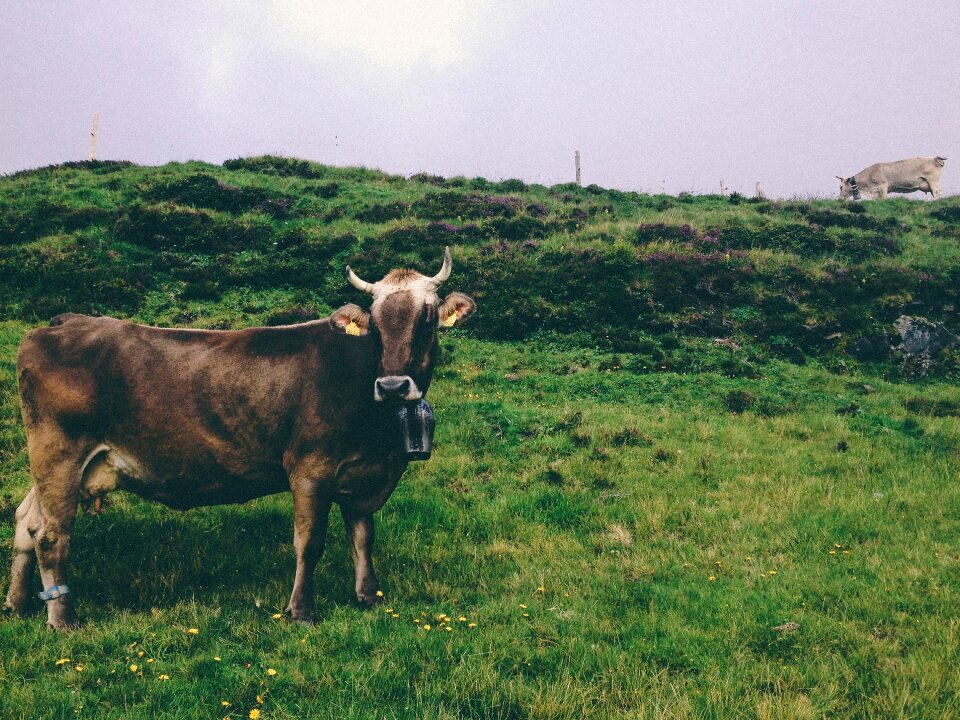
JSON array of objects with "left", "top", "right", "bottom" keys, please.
[{"left": 38, "top": 585, "right": 70, "bottom": 601}]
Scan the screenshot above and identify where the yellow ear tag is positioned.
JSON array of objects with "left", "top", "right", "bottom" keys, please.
[
  {"left": 344, "top": 320, "right": 361, "bottom": 336},
  {"left": 442, "top": 311, "right": 459, "bottom": 328}
]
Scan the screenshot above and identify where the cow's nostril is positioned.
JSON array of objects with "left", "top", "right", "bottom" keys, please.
[{"left": 375, "top": 376, "right": 411, "bottom": 400}]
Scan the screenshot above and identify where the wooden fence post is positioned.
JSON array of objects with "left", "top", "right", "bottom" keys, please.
[{"left": 88, "top": 112, "right": 99, "bottom": 161}]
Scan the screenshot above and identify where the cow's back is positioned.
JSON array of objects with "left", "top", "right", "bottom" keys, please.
[{"left": 860, "top": 157, "right": 944, "bottom": 183}]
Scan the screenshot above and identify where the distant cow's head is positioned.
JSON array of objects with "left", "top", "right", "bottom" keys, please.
[
  {"left": 837, "top": 175, "right": 856, "bottom": 200},
  {"left": 331, "top": 247, "right": 476, "bottom": 402}
]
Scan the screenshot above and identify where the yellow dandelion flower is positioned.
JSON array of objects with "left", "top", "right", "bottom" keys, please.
[
  {"left": 256, "top": 695, "right": 264, "bottom": 704},
  {"left": 385, "top": 608, "right": 393, "bottom": 613},
  {"left": 522, "top": 613, "right": 529, "bottom": 617},
  {"left": 75, "top": 664, "right": 84, "bottom": 672},
  {"left": 834, "top": 543, "right": 842, "bottom": 548},
  {"left": 445, "top": 627, "right": 453, "bottom": 632},
  {"left": 537, "top": 585, "right": 545, "bottom": 593},
  {"left": 214, "top": 656, "right": 222, "bottom": 662},
  {"left": 271, "top": 613, "right": 282, "bottom": 619},
  {"left": 138, "top": 651, "right": 145, "bottom": 658},
  {"left": 267, "top": 668, "right": 277, "bottom": 676},
  {"left": 458, "top": 616, "right": 467, "bottom": 622},
  {"left": 519, "top": 604, "right": 527, "bottom": 609},
  {"left": 769, "top": 570, "right": 777, "bottom": 575},
  {"left": 708, "top": 576, "right": 716, "bottom": 581},
  {"left": 468, "top": 622, "right": 477, "bottom": 628},
  {"left": 130, "top": 664, "right": 138, "bottom": 672},
  {"left": 829, "top": 550, "right": 837, "bottom": 555},
  {"left": 414, "top": 618, "right": 421, "bottom": 624},
  {"left": 745, "top": 556, "right": 752, "bottom": 561},
  {"left": 842, "top": 550, "right": 850, "bottom": 555},
  {"left": 375, "top": 590, "right": 384, "bottom": 597},
  {"left": 158, "top": 674, "right": 170, "bottom": 681},
  {"left": 392, "top": 613, "right": 399, "bottom": 618},
  {"left": 249, "top": 710, "right": 261, "bottom": 720},
  {"left": 423, "top": 624, "right": 431, "bottom": 631},
  {"left": 187, "top": 628, "right": 199, "bottom": 635},
  {"left": 222, "top": 701, "right": 231, "bottom": 707},
  {"left": 55, "top": 658, "right": 71, "bottom": 666}
]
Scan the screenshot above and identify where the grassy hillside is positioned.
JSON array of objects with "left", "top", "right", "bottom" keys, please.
[
  {"left": 1, "top": 158, "right": 959, "bottom": 719},
  {"left": 2, "top": 157, "right": 959, "bottom": 375}
]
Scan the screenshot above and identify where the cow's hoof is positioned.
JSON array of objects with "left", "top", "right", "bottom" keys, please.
[
  {"left": 284, "top": 605, "right": 316, "bottom": 625},
  {"left": 46, "top": 618, "right": 80, "bottom": 631},
  {"left": 357, "top": 592, "right": 385, "bottom": 609}
]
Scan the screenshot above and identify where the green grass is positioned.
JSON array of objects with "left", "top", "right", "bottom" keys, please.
[
  {"left": 2, "top": 329, "right": 959, "bottom": 718},
  {"left": 1, "top": 159, "right": 960, "bottom": 718}
]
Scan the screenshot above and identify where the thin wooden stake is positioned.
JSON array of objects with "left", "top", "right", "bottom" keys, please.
[{"left": 575, "top": 150, "right": 581, "bottom": 186}]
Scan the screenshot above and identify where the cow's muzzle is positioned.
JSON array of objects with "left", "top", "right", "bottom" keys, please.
[{"left": 374, "top": 375, "right": 422, "bottom": 403}]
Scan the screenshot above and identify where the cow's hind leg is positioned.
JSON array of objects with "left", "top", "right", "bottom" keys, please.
[
  {"left": 3, "top": 488, "right": 41, "bottom": 615},
  {"left": 29, "top": 443, "right": 85, "bottom": 629},
  {"left": 341, "top": 506, "right": 383, "bottom": 607}
]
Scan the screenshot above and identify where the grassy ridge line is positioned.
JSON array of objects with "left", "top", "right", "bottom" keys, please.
[
  {"left": 1, "top": 318, "right": 960, "bottom": 717},
  {"left": 1, "top": 157, "right": 959, "bottom": 378}
]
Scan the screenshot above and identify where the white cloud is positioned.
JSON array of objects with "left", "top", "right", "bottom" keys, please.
[{"left": 269, "top": 0, "right": 491, "bottom": 74}]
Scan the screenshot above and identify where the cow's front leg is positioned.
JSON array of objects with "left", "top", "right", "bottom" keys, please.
[
  {"left": 341, "top": 506, "right": 383, "bottom": 607},
  {"left": 285, "top": 488, "right": 331, "bottom": 624}
]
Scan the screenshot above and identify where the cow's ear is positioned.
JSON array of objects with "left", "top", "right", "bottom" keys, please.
[
  {"left": 331, "top": 303, "right": 371, "bottom": 336},
  {"left": 438, "top": 292, "right": 476, "bottom": 329}
]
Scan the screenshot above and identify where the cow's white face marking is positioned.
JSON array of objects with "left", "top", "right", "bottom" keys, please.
[{"left": 368, "top": 275, "right": 439, "bottom": 315}]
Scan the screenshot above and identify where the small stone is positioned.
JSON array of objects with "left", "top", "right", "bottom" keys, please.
[{"left": 772, "top": 621, "right": 800, "bottom": 634}]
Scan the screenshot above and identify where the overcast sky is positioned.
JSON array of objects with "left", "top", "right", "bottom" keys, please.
[{"left": 2, "top": 1, "right": 957, "bottom": 198}]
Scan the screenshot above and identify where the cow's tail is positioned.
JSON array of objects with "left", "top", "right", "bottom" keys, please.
[{"left": 935, "top": 156, "right": 947, "bottom": 167}]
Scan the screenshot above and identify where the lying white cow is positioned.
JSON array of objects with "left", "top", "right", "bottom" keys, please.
[{"left": 837, "top": 156, "right": 946, "bottom": 200}]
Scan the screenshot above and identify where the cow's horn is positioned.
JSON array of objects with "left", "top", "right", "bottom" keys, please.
[
  {"left": 346, "top": 265, "right": 376, "bottom": 294},
  {"left": 431, "top": 246, "right": 453, "bottom": 284},
  {"left": 835, "top": 175, "right": 844, "bottom": 181}
]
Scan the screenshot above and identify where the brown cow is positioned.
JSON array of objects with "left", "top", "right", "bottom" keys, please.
[{"left": 3, "top": 247, "right": 476, "bottom": 629}]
